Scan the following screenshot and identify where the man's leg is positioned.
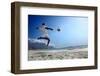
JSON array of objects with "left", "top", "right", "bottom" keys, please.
[
  {"left": 46, "top": 37, "right": 50, "bottom": 46},
  {"left": 37, "top": 37, "right": 44, "bottom": 40}
]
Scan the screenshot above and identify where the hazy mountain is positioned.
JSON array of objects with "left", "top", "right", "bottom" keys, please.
[{"left": 60, "top": 45, "right": 88, "bottom": 50}]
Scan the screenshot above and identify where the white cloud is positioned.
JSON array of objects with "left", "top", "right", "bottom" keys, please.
[
  {"left": 28, "top": 38, "right": 44, "bottom": 43},
  {"left": 28, "top": 38, "right": 55, "bottom": 47}
]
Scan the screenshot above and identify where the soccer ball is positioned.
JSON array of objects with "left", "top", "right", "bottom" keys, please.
[{"left": 57, "top": 28, "right": 61, "bottom": 32}]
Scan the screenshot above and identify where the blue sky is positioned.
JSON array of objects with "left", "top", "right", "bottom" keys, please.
[{"left": 28, "top": 15, "right": 88, "bottom": 48}]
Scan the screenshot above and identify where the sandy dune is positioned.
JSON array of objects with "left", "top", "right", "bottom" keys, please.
[{"left": 28, "top": 48, "right": 88, "bottom": 61}]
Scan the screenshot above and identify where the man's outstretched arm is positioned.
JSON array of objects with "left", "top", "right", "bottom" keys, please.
[{"left": 45, "top": 27, "right": 53, "bottom": 31}]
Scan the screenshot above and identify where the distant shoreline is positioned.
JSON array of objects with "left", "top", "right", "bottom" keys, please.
[{"left": 29, "top": 48, "right": 88, "bottom": 52}]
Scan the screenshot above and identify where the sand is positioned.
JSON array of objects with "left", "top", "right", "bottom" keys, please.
[{"left": 28, "top": 48, "right": 88, "bottom": 61}]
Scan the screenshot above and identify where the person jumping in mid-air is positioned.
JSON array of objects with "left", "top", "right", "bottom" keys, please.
[
  {"left": 36, "top": 23, "right": 53, "bottom": 46},
  {"left": 36, "top": 23, "right": 61, "bottom": 46}
]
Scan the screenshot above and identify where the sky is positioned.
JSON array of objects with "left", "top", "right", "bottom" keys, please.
[{"left": 28, "top": 15, "right": 88, "bottom": 48}]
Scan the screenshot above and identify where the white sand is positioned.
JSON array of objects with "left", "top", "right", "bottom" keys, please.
[{"left": 28, "top": 48, "right": 88, "bottom": 61}]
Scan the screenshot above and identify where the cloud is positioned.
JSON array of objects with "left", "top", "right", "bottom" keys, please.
[
  {"left": 28, "top": 38, "right": 55, "bottom": 50},
  {"left": 28, "top": 38, "right": 45, "bottom": 43}
]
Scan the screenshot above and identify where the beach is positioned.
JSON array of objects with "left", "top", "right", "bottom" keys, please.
[{"left": 28, "top": 48, "right": 88, "bottom": 61}]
